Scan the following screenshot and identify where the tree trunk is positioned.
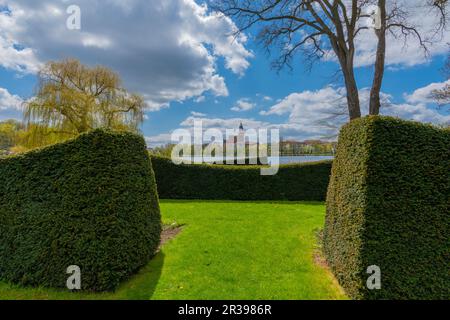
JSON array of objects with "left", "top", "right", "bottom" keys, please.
[
  {"left": 369, "top": 0, "right": 387, "bottom": 115},
  {"left": 338, "top": 48, "right": 361, "bottom": 120},
  {"left": 343, "top": 67, "right": 361, "bottom": 120}
]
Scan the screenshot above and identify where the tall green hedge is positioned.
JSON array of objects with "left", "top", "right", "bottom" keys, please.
[
  {"left": 0, "top": 129, "right": 161, "bottom": 292},
  {"left": 151, "top": 156, "right": 332, "bottom": 201},
  {"left": 324, "top": 116, "right": 450, "bottom": 300}
]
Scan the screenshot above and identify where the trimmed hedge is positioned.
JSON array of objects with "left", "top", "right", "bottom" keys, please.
[
  {"left": 324, "top": 116, "right": 450, "bottom": 300},
  {"left": 0, "top": 129, "right": 161, "bottom": 291},
  {"left": 151, "top": 156, "right": 332, "bottom": 201}
]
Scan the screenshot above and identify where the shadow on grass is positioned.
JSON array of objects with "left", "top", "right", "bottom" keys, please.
[
  {"left": 0, "top": 252, "right": 165, "bottom": 300},
  {"left": 116, "top": 252, "right": 165, "bottom": 300}
]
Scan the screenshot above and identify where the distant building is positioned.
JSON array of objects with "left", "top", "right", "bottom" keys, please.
[{"left": 225, "top": 122, "right": 246, "bottom": 145}]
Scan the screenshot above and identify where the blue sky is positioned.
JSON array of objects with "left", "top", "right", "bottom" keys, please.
[{"left": 0, "top": 0, "right": 449, "bottom": 145}]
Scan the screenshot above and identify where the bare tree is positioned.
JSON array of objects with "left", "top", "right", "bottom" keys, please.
[
  {"left": 431, "top": 52, "right": 450, "bottom": 107},
  {"left": 213, "top": 0, "right": 449, "bottom": 120},
  {"left": 369, "top": 0, "right": 449, "bottom": 115},
  {"left": 369, "top": 0, "right": 386, "bottom": 115}
]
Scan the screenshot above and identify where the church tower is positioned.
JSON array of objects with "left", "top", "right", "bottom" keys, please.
[{"left": 238, "top": 122, "right": 245, "bottom": 142}]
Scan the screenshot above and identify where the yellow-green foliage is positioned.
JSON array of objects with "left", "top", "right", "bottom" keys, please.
[
  {"left": 23, "top": 59, "right": 145, "bottom": 148},
  {"left": 324, "top": 116, "right": 450, "bottom": 300},
  {"left": 0, "top": 129, "right": 161, "bottom": 291}
]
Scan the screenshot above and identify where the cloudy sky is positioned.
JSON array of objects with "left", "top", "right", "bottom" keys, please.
[{"left": 0, "top": 0, "right": 449, "bottom": 145}]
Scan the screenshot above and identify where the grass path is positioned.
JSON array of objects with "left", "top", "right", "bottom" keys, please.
[{"left": 0, "top": 201, "right": 346, "bottom": 300}]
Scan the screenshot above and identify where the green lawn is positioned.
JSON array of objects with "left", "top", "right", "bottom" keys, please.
[{"left": 0, "top": 201, "right": 346, "bottom": 300}]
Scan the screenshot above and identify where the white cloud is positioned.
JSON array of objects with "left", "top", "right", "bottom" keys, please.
[
  {"left": 181, "top": 116, "right": 269, "bottom": 129},
  {"left": 145, "top": 116, "right": 270, "bottom": 146},
  {"left": 256, "top": 93, "right": 273, "bottom": 101},
  {"left": 0, "top": 87, "right": 23, "bottom": 110},
  {"left": 194, "top": 96, "right": 206, "bottom": 103},
  {"left": 261, "top": 87, "right": 345, "bottom": 117},
  {"left": 0, "top": 0, "right": 252, "bottom": 110},
  {"left": 191, "top": 111, "right": 206, "bottom": 117},
  {"left": 0, "top": 87, "right": 24, "bottom": 121},
  {"left": 260, "top": 87, "right": 348, "bottom": 138},
  {"left": 0, "top": 7, "right": 41, "bottom": 73},
  {"left": 383, "top": 102, "right": 449, "bottom": 124},
  {"left": 319, "top": 1, "right": 450, "bottom": 68},
  {"left": 147, "top": 80, "right": 450, "bottom": 145},
  {"left": 231, "top": 98, "right": 255, "bottom": 112},
  {"left": 145, "top": 133, "right": 173, "bottom": 147},
  {"left": 81, "top": 34, "right": 113, "bottom": 49},
  {"left": 359, "top": 1, "right": 450, "bottom": 67},
  {"left": 405, "top": 80, "right": 450, "bottom": 104},
  {"left": 261, "top": 85, "right": 450, "bottom": 140}
]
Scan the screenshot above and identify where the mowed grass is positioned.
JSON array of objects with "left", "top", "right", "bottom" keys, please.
[{"left": 0, "top": 201, "right": 346, "bottom": 300}]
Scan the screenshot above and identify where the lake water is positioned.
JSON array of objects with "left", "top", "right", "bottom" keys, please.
[{"left": 271, "top": 156, "right": 334, "bottom": 164}]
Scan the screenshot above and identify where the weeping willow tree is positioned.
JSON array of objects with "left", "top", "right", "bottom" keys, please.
[{"left": 23, "top": 59, "right": 145, "bottom": 148}]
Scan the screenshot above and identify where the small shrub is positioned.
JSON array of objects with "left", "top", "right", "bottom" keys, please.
[
  {"left": 324, "top": 116, "right": 450, "bottom": 299},
  {"left": 0, "top": 129, "right": 161, "bottom": 291}
]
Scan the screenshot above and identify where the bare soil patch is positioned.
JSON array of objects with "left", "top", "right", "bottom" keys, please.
[{"left": 158, "top": 224, "right": 183, "bottom": 251}]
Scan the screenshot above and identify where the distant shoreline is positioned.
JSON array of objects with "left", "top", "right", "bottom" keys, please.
[{"left": 174, "top": 155, "right": 334, "bottom": 165}]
